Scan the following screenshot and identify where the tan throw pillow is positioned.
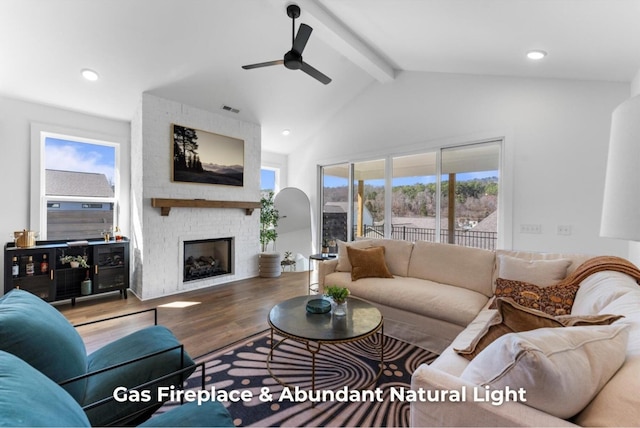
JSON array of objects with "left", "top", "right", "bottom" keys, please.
[
  {"left": 460, "top": 323, "right": 630, "bottom": 419},
  {"left": 497, "top": 254, "right": 572, "bottom": 286},
  {"left": 455, "top": 298, "right": 624, "bottom": 360},
  {"left": 346, "top": 246, "right": 393, "bottom": 281},
  {"left": 493, "top": 277, "right": 579, "bottom": 315},
  {"left": 336, "top": 240, "right": 373, "bottom": 272}
]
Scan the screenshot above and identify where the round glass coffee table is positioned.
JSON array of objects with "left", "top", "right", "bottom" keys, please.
[{"left": 267, "top": 295, "right": 384, "bottom": 395}]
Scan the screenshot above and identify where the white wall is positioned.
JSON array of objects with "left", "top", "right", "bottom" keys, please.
[
  {"left": 625, "top": 69, "right": 640, "bottom": 263},
  {"left": 288, "top": 71, "right": 630, "bottom": 256},
  {"left": 631, "top": 69, "right": 640, "bottom": 96},
  {"left": 131, "top": 94, "right": 261, "bottom": 300},
  {"left": 0, "top": 96, "right": 131, "bottom": 295}
]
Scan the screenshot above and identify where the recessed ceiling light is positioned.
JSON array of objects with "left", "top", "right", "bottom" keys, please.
[
  {"left": 526, "top": 50, "right": 547, "bottom": 60},
  {"left": 282, "top": 129, "right": 291, "bottom": 136},
  {"left": 81, "top": 69, "right": 99, "bottom": 81}
]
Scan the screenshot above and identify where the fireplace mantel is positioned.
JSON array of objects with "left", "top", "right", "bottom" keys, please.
[{"left": 151, "top": 198, "right": 260, "bottom": 216}]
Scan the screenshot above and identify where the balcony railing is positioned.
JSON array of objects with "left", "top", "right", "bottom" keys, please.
[{"left": 359, "top": 224, "right": 497, "bottom": 251}]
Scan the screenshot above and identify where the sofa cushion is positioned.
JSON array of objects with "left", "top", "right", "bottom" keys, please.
[
  {"left": 408, "top": 241, "right": 495, "bottom": 297},
  {"left": 460, "top": 323, "right": 629, "bottom": 419},
  {"left": 0, "top": 350, "right": 91, "bottom": 427},
  {"left": 0, "top": 289, "right": 88, "bottom": 402},
  {"left": 571, "top": 270, "right": 639, "bottom": 315},
  {"left": 574, "top": 281, "right": 640, "bottom": 426},
  {"left": 336, "top": 239, "right": 373, "bottom": 272},
  {"left": 347, "top": 246, "right": 394, "bottom": 281},
  {"left": 455, "top": 298, "right": 623, "bottom": 360},
  {"left": 497, "top": 254, "right": 571, "bottom": 286},
  {"left": 345, "top": 276, "right": 488, "bottom": 327},
  {"left": 493, "top": 250, "right": 592, "bottom": 290},
  {"left": 367, "top": 238, "right": 414, "bottom": 276},
  {"left": 493, "top": 277, "right": 579, "bottom": 315}
]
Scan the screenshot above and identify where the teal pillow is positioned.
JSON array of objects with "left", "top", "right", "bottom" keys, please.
[
  {"left": 0, "top": 289, "right": 88, "bottom": 402},
  {"left": 0, "top": 350, "right": 90, "bottom": 427}
]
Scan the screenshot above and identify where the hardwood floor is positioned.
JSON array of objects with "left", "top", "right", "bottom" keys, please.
[{"left": 57, "top": 271, "right": 309, "bottom": 357}]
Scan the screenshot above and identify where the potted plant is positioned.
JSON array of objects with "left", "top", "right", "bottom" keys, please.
[
  {"left": 321, "top": 239, "right": 330, "bottom": 255},
  {"left": 280, "top": 251, "right": 296, "bottom": 271},
  {"left": 59, "top": 255, "right": 89, "bottom": 269},
  {"left": 259, "top": 191, "right": 280, "bottom": 277},
  {"left": 260, "top": 191, "right": 279, "bottom": 252},
  {"left": 324, "top": 285, "right": 350, "bottom": 316}
]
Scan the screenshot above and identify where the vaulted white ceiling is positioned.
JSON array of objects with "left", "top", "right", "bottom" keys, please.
[{"left": 1, "top": 0, "right": 639, "bottom": 154}]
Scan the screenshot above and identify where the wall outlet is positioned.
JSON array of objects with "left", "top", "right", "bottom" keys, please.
[
  {"left": 520, "top": 224, "right": 542, "bottom": 234},
  {"left": 557, "top": 225, "right": 572, "bottom": 235}
]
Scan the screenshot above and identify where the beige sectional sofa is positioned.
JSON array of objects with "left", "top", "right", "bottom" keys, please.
[{"left": 317, "top": 239, "right": 640, "bottom": 426}]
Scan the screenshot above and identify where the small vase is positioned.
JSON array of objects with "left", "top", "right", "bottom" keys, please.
[
  {"left": 333, "top": 300, "right": 347, "bottom": 316},
  {"left": 70, "top": 261, "right": 80, "bottom": 268}
]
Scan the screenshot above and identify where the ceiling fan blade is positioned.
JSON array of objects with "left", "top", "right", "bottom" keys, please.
[
  {"left": 300, "top": 61, "right": 332, "bottom": 85},
  {"left": 242, "top": 60, "right": 284, "bottom": 70},
  {"left": 292, "top": 23, "right": 312, "bottom": 54}
]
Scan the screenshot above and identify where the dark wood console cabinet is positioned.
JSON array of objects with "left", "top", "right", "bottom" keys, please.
[{"left": 4, "top": 238, "right": 129, "bottom": 305}]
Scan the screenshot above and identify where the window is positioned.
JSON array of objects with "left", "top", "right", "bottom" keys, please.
[
  {"left": 353, "top": 159, "right": 385, "bottom": 239},
  {"left": 260, "top": 167, "right": 279, "bottom": 197},
  {"left": 391, "top": 152, "right": 438, "bottom": 241},
  {"left": 320, "top": 140, "right": 501, "bottom": 250},
  {"left": 39, "top": 133, "right": 118, "bottom": 240}
]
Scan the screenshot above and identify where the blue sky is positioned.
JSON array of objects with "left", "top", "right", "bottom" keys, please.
[
  {"left": 45, "top": 137, "right": 116, "bottom": 183},
  {"left": 261, "top": 169, "right": 276, "bottom": 191}
]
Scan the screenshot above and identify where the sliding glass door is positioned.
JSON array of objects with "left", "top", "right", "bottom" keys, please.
[
  {"left": 440, "top": 142, "right": 500, "bottom": 249},
  {"left": 352, "top": 159, "right": 386, "bottom": 239},
  {"left": 391, "top": 152, "right": 438, "bottom": 241},
  {"left": 320, "top": 164, "right": 350, "bottom": 250}
]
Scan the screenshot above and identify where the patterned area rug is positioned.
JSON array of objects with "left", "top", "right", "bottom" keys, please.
[{"left": 161, "top": 330, "right": 437, "bottom": 427}]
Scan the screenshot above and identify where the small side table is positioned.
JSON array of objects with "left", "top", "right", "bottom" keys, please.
[{"left": 308, "top": 253, "right": 336, "bottom": 294}]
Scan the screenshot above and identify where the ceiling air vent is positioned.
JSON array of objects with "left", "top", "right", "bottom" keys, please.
[{"left": 221, "top": 105, "right": 240, "bottom": 114}]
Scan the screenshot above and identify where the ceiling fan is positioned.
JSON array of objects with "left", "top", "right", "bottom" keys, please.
[{"left": 242, "top": 4, "right": 332, "bottom": 85}]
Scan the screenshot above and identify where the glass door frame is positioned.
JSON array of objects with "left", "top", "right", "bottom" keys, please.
[{"left": 317, "top": 136, "right": 511, "bottom": 251}]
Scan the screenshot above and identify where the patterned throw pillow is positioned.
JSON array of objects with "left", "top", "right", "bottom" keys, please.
[
  {"left": 346, "top": 246, "right": 394, "bottom": 281},
  {"left": 493, "top": 277, "right": 580, "bottom": 315}
]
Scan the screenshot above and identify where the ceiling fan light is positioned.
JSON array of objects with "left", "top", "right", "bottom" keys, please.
[
  {"left": 282, "top": 129, "right": 291, "bottom": 136},
  {"left": 81, "top": 69, "right": 99, "bottom": 81},
  {"left": 526, "top": 50, "right": 547, "bottom": 60}
]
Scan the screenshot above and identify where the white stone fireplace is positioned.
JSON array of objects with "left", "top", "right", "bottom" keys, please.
[{"left": 130, "top": 94, "right": 261, "bottom": 300}]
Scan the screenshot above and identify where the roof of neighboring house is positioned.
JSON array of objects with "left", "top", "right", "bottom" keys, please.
[
  {"left": 473, "top": 210, "right": 498, "bottom": 232},
  {"left": 46, "top": 169, "right": 114, "bottom": 198},
  {"left": 323, "top": 202, "right": 349, "bottom": 213}
]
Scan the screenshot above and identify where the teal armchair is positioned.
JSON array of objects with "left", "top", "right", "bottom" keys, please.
[
  {"left": 0, "top": 289, "right": 231, "bottom": 426},
  {"left": 0, "top": 350, "right": 234, "bottom": 427}
]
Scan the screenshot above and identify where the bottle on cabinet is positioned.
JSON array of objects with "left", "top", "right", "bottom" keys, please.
[
  {"left": 25, "top": 256, "right": 35, "bottom": 276},
  {"left": 40, "top": 254, "right": 49, "bottom": 274},
  {"left": 12, "top": 256, "right": 19, "bottom": 278}
]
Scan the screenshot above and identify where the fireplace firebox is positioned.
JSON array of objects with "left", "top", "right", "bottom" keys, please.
[{"left": 183, "top": 237, "right": 233, "bottom": 282}]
